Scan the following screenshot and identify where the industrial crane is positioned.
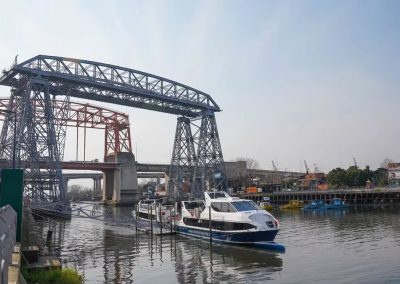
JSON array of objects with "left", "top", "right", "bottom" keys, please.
[
  {"left": 272, "top": 160, "right": 278, "bottom": 172},
  {"left": 304, "top": 160, "right": 310, "bottom": 174}
]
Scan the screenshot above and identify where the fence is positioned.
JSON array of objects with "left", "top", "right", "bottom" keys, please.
[{"left": 0, "top": 205, "right": 17, "bottom": 284}]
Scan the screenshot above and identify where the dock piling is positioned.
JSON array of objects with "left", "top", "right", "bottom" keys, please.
[
  {"left": 159, "top": 203, "right": 163, "bottom": 236},
  {"left": 135, "top": 204, "right": 138, "bottom": 233},
  {"left": 170, "top": 207, "right": 173, "bottom": 234},
  {"left": 209, "top": 206, "right": 212, "bottom": 244},
  {"left": 150, "top": 204, "right": 153, "bottom": 235}
]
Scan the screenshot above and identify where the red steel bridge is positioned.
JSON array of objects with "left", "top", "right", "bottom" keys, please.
[{"left": 0, "top": 55, "right": 226, "bottom": 215}]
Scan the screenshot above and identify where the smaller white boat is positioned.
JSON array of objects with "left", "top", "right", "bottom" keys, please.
[{"left": 132, "top": 198, "right": 174, "bottom": 223}]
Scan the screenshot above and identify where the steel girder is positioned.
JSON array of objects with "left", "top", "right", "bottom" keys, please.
[
  {"left": 0, "top": 55, "right": 220, "bottom": 117},
  {"left": 52, "top": 95, "right": 69, "bottom": 161}
]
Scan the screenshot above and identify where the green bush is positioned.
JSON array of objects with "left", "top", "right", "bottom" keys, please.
[{"left": 22, "top": 268, "right": 82, "bottom": 284}]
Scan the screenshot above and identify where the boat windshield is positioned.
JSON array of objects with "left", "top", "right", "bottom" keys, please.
[
  {"left": 231, "top": 201, "right": 262, "bottom": 211},
  {"left": 208, "top": 192, "right": 227, "bottom": 199}
]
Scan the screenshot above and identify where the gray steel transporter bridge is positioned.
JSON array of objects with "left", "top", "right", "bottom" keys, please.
[{"left": 0, "top": 55, "right": 227, "bottom": 217}]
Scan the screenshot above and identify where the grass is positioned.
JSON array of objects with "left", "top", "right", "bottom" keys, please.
[{"left": 22, "top": 268, "right": 82, "bottom": 284}]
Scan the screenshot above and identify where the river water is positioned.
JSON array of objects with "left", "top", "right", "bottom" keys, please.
[{"left": 36, "top": 206, "right": 400, "bottom": 283}]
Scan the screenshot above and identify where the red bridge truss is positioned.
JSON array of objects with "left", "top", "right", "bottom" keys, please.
[{"left": 0, "top": 97, "right": 132, "bottom": 160}]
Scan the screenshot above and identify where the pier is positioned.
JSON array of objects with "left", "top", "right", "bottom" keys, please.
[{"left": 241, "top": 188, "right": 400, "bottom": 205}]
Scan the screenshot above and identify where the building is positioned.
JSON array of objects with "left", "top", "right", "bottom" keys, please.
[
  {"left": 388, "top": 163, "right": 400, "bottom": 187},
  {"left": 297, "top": 172, "right": 328, "bottom": 190}
]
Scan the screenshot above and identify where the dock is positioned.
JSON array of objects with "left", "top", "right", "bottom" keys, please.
[{"left": 241, "top": 188, "right": 400, "bottom": 205}]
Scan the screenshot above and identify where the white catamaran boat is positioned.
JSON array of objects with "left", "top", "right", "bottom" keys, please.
[{"left": 175, "top": 191, "right": 282, "bottom": 249}]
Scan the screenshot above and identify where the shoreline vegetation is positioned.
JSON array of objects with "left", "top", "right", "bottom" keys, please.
[{"left": 22, "top": 267, "right": 82, "bottom": 284}]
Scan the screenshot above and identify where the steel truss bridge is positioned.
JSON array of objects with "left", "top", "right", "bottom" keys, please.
[{"left": 0, "top": 55, "right": 226, "bottom": 214}]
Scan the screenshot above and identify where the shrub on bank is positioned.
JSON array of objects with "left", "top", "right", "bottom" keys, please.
[{"left": 22, "top": 268, "right": 82, "bottom": 284}]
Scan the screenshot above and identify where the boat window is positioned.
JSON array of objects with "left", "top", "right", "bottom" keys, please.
[
  {"left": 184, "top": 201, "right": 203, "bottom": 210},
  {"left": 211, "top": 202, "right": 221, "bottom": 212},
  {"left": 183, "top": 218, "right": 256, "bottom": 231},
  {"left": 220, "top": 202, "right": 237, "bottom": 213},
  {"left": 231, "top": 201, "right": 261, "bottom": 211}
]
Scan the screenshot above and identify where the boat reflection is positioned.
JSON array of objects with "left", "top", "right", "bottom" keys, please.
[{"left": 173, "top": 236, "right": 283, "bottom": 283}]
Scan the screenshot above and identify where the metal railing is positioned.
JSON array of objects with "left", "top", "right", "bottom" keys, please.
[{"left": 0, "top": 205, "right": 16, "bottom": 284}]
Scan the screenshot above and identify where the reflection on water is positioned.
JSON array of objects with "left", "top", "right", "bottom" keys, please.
[{"left": 35, "top": 206, "right": 400, "bottom": 283}]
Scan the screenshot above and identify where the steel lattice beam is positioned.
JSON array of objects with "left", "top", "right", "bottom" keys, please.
[{"left": 0, "top": 55, "right": 220, "bottom": 117}]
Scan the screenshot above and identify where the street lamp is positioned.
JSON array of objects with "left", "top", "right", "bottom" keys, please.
[{"left": 0, "top": 109, "right": 17, "bottom": 169}]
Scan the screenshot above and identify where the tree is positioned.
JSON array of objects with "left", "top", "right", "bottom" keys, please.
[
  {"left": 373, "top": 168, "right": 388, "bottom": 187},
  {"left": 327, "top": 168, "right": 347, "bottom": 187},
  {"left": 345, "top": 166, "right": 363, "bottom": 187},
  {"left": 67, "top": 184, "right": 93, "bottom": 201},
  {"left": 360, "top": 165, "right": 374, "bottom": 185}
]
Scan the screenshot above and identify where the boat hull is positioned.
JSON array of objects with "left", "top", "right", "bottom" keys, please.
[{"left": 176, "top": 225, "right": 278, "bottom": 243}]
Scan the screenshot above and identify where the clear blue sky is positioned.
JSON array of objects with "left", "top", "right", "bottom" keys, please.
[{"left": 0, "top": 0, "right": 399, "bottom": 173}]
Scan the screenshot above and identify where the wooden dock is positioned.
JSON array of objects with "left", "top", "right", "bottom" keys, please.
[{"left": 241, "top": 188, "right": 400, "bottom": 205}]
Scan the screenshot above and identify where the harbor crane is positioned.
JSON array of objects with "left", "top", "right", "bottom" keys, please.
[
  {"left": 272, "top": 160, "right": 278, "bottom": 172},
  {"left": 304, "top": 160, "right": 310, "bottom": 174}
]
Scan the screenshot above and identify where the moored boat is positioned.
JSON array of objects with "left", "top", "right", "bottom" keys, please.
[
  {"left": 175, "top": 191, "right": 282, "bottom": 248},
  {"left": 280, "top": 200, "right": 304, "bottom": 210},
  {"left": 260, "top": 197, "right": 273, "bottom": 211},
  {"left": 132, "top": 198, "right": 174, "bottom": 223},
  {"left": 303, "top": 200, "right": 325, "bottom": 211},
  {"left": 324, "top": 198, "right": 348, "bottom": 210},
  {"left": 303, "top": 198, "right": 348, "bottom": 211}
]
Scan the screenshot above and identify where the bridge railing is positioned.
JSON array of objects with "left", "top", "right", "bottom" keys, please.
[{"left": 0, "top": 205, "right": 16, "bottom": 284}]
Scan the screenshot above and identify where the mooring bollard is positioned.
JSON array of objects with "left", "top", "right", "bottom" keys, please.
[{"left": 209, "top": 206, "right": 212, "bottom": 244}]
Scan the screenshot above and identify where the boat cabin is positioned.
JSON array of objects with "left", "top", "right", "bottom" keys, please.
[{"left": 181, "top": 191, "right": 263, "bottom": 218}]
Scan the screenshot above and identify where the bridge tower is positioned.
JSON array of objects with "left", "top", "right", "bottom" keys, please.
[
  {"left": 0, "top": 77, "right": 68, "bottom": 208},
  {"left": 192, "top": 111, "right": 227, "bottom": 198},
  {"left": 169, "top": 112, "right": 227, "bottom": 199},
  {"left": 168, "top": 116, "right": 197, "bottom": 199}
]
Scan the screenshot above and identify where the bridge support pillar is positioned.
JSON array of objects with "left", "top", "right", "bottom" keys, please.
[
  {"left": 93, "top": 178, "right": 102, "bottom": 199},
  {"left": 102, "top": 152, "right": 140, "bottom": 205}
]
